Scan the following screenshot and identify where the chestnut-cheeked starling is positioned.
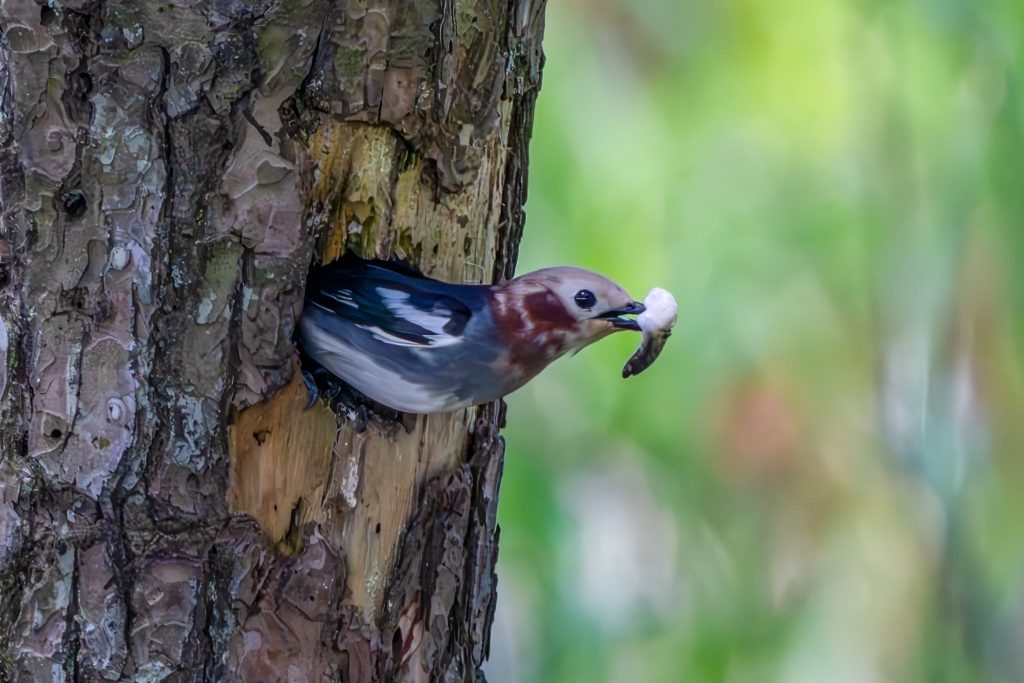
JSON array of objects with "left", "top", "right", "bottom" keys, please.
[{"left": 298, "top": 256, "right": 649, "bottom": 414}]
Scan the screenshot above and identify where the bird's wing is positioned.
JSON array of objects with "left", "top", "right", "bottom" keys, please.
[{"left": 305, "top": 259, "right": 477, "bottom": 348}]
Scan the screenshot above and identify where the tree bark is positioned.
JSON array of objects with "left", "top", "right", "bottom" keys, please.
[{"left": 0, "top": 0, "right": 545, "bottom": 680}]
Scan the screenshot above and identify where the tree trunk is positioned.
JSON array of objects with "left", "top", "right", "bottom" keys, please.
[{"left": 0, "top": 0, "right": 545, "bottom": 680}]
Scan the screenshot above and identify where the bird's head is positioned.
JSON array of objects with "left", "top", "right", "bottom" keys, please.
[
  {"left": 518, "top": 266, "right": 645, "bottom": 330},
  {"left": 493, "top": 267, "right": 646, "bottom": 362}
]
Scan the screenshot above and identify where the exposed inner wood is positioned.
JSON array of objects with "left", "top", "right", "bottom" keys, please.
[
  {"left": 227, "top": 363, "right": 337, "bottom": 545},
  {"left": 227, "top": 118, "right": 510, "bottom": 620}
]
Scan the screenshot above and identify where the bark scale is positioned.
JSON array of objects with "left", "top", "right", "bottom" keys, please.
[{"left": 0, "top": 0, "right": 545, "bottom": 680}]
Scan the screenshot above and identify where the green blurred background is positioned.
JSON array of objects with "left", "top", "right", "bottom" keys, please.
[{"left": 487, "top": 0, "right": 1024, "bottom": 681}]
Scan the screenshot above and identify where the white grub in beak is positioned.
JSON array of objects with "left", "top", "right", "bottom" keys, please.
[{"left": 622, "top": 288, "right": 678, "bottom": 378}]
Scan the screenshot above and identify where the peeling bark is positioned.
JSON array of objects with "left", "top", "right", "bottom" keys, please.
[{"left": 0, "top": 0, "right": 545, "bottom": 680}]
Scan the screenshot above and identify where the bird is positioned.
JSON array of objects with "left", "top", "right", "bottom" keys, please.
[{"left": 297, "top": 255, "right": 646, "bottom": 414}]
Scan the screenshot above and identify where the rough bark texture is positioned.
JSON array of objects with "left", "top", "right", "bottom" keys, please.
[{"left": 0, "top": 0, "right": 545, "bottom": 680}]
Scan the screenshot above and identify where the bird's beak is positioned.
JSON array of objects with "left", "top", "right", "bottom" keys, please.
[{"left": 595, "top": 301, "right": 646, "bottom": 331}]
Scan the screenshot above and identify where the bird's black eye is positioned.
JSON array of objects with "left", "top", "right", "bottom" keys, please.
[{"left": 573, "top": 289, "right": 597, "bottom": 310}]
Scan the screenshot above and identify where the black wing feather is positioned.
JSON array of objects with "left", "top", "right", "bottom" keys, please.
[{"left": 304, "top": 257, "right": 480, "bottom": 346}]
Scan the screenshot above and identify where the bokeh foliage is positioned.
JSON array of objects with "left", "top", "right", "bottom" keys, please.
[{"left": 489, "top": 0, "right": 1024, "bottom": 681}]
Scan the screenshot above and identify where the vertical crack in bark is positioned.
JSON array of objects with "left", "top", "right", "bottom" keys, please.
[
  {"left": 103, "top": 490, "right": 135, "bottom": 681},
  {"left": 223, "top": 243, "right": 253, "bottom": 423},
  {"left": 63, "top": 545, "right": 81, "bottom": 682},
  {"left": 53, "top": 328, "right": 85, "bottom": 461},
  {"left": 462, "top": 407, "right": 505, "bottom": 666}
]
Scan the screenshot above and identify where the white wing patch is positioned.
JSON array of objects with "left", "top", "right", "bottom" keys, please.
[
  {"left": 363, "top": 326, "right": 431, "bottom": 347},
  {"left": 325, "top": 289, "right": 359, "bottom": 308},
  {"left": 370, "top": 287, "right": 462, "bottom": 347}
]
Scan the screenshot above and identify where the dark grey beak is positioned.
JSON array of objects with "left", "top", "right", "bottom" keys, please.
[{"left": 595, "top": 301, "right": 646, "bottom": 331}]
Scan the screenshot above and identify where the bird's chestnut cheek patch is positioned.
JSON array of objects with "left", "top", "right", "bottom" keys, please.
[{"left": 522, "top": 290, "right": 576, "bottom": 331}]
